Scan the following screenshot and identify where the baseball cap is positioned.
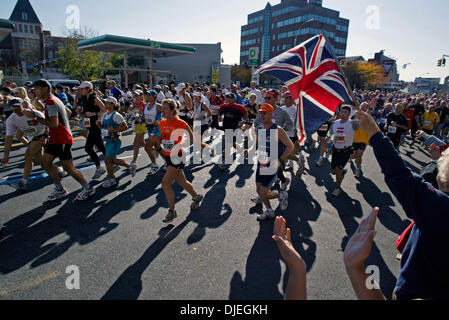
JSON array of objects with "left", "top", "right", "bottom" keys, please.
[
  {"left": 227, "top": 93, "right": 236, "bottom": 99},
  {"left": 32, "top": 79, "right": 52, "bottom": 90},
  {"left": 265, "top": 89, "right": 279, "bottom": 98},
  {"left": 176, "top": 83, "right": 186, "bottom": 92},
  {"left": 146, "top": 90, "right": 157, "bottom": 96},
  {"left": 104, "top": 96, "right": 118, "bottom": 105},
  {"left": 154, "top": 85, "right": 162, "bottom": 90},
  {"left": 133, "top": 89, "right": 144, "bottom": 96},
  {"left": 8, "top": 98, "right": 24, "bottom": 108},
  {"left": 79, "top": 81, "right": 93, "bottom": 89},
  {"left": 24, "top": 81, "right": 33, "bottom": 87},
  {"left": 259, "top": 103, "right": 274, "bottom": 112}
]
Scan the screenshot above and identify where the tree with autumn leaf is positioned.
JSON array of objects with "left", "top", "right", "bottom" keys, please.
[{"left": 342, "top": 61, "right": 387, "bottom": 90}]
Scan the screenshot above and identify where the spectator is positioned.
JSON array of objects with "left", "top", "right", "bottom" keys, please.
[{"left": 354, "top": 110, "right": 449, "bottom": 300}]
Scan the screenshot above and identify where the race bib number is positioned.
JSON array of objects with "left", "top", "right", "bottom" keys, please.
[
  {"left": 162, "top": 140, "right": 175, "bottom": 152},
  {"left": 22, "top": 126, "right": 38, "bottom": 137},
  {"left": 379, "top": 118, "right": 386, "bottom": 125},
  {"left": 211, "top": 105, "right": 220, "bottom": 115},
  {"left": 334, "top": 134, "right": 346, "bottom": 144},
  {"left": 424, "top": 121, "right": 431, "bottom": 127},
  {"left": 84, "top": 118, "right": 91, "bottom": 128},
  {"left": 145, "top": 117, "right": 153, "bottom": 125},
  {"left": 388, "top": 126, "right": 397, "bottom": 134},
  {"left": 319, "top": 124, "right": 328, "bottom": 131}
]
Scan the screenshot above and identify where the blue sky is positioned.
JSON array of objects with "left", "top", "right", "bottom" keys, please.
[{"left": 1, "top": 0, "right": 448, "bottom": 83}]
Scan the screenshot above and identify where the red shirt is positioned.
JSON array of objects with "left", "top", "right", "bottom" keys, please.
[
  {"left": 403, "top": 108, "right": 415, "bottom": 129},
  {"left": 44, "top": 97, "right": 73, "bottom": 145}
]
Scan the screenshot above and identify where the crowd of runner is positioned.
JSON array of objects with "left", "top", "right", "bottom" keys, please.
[{"left": 1, "top": 78, "right": 448, "bottom": 300}]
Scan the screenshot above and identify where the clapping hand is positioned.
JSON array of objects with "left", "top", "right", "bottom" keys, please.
[
  {"left": 273, "top": 216, "right": 305, "bottom": 269},
  {"left": 344, "top": 207, "right": 379, "bottom": 270}
]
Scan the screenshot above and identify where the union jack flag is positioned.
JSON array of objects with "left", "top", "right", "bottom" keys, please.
[{"left": 255, "top": 34, "right": 354, "bottom": 142}]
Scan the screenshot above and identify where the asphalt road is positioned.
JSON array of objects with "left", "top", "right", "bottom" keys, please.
[{"left": 0, "top": 130, "right": 431, "bottom": 300}]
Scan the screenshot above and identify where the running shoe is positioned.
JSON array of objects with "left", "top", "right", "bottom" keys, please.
[
  {"left": 92, "top": 168, "right": 106, "bottom": 180},
  {"left": 280, "top": 178, "right": 291, "bottom": 192},
  {"left": 129, "top": 162, "right": 137, "bottom": 177},
  {"left": 47, "top": 187, "right": 68, "bottom": 202},
  {"left": 279, "top": 191, "right": 288, "bottom": 211},
  {"left": 8, "top": 180, "right": 27, "bottom": 191},
  {"left": 191, "top": 195, "right": 204, "bottom": 210},
  {"left": 75, "top": 185, "right": 95, "bottom": 201},
  {"left": 161, "top": 163, "right": 168, "bottom": 172},
  {"left": 58, "top": 170, "right": 68, "bottom": 179},
  {"left": 163, "top": 210, "right": 177, "bottom": 223},
  {"left": 101, "top": 178, "right": 118, "bottom": 189},
  {"left": 331, "top": 188, "right": 342, "bottom": 197},
  {"left": 316, "top": 157, "right": 325, "bottom": 167},
  {"left": 257, "top": 209, "right": 276, "bottom": 221},
  {"left": 297, "top": 154, "right": 306, "bottom": 173},
  {"left": 251, "top": 196, "right": 262, "bottom": 205},
  {"left": 148, "top": 163, "right": 159, "bottom": 175}
]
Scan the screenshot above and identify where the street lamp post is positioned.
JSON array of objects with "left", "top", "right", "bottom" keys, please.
[{"left": 293, "top": 18, "right": 314, "bottom": 47}]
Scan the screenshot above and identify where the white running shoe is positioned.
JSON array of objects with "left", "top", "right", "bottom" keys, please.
[
  {"left": 331, "top": 188, "right": 342, "bottom": 197},
  {"left": 101, "top": 178, "right": 118, "bottom": 189},
  {"left": 257, "top": 209, "right": 276, "bottom": 221},
  {"left": 280, "top": 178, "right": 291, "bottom": 192},
  {"left": 92, "top": 167, "right": 106, "bottom": 180},
  {"left": 148, "top": 163, "right": 159, "bottom": 175},
  {"left": 251, "top": 196, "right": 262, "bottom": 205},
  {"left": 129, "top": 162, "right": 137, "bottom": 177},
  {"left": 279, "top": 191, "right": 288, "bottom": 211},
  {"left": 47, "top": 187, "right": 68, "bottom": 202},
  {"left": 75, "top": 185, "right": 95, "bottom": 201}
]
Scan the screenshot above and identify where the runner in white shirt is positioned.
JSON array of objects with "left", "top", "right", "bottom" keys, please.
[
  {"left": 328, "top": 105, "right": 359, "bottom": 197},
  {"left": 1, "top": 98, "right": 64, "bottom": 190},
  {"left": 250, "top": 81, "right": 264, "bottom": 105},
  {"left": 154, "top": 85, "right": 165, "bottom": 104}
]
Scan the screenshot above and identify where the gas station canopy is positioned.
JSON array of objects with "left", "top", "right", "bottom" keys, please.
[
  {"left": 78, "top": 34, "right": 196, "bottom": 86},
  {"left": 78, "top": 34, "right": 196, "bottom": 58}
]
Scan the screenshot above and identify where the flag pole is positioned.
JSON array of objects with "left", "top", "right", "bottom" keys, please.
[{"left": 322, "top": 34, "right": 360, "bottom": 108}]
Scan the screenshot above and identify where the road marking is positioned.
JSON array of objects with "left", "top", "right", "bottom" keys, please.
[{"left": 0, "top": 271, "right": 61, "bottom": 297}]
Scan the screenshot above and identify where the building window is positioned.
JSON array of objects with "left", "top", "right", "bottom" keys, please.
[
  {"left": 24, "top": 25, "right": 28, "bottom": 33},
  {"left": 19, "top": 39, "right": 24, "bottom": 49},
  {"left": 18, "top": 24, "right": 23, "bottom": 33},
  {"left": 22, "top": 12, "right": 28, "bottom": 21}
]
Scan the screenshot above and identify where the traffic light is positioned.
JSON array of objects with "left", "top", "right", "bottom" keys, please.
[{"left": 438, "top": 59, "right": 442, "bottom": 67}]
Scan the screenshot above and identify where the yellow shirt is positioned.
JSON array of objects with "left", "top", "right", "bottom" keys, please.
[
  {"left": 353, "top": 127, "right": 370, "bottom": 145},
  {"left": 422, "top": 112, "right": 440, "bottom": 130}
]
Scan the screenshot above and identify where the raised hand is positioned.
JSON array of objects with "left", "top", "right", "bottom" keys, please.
[
  {"left": 344, "top": 207, "right": 379, "bottom": 269},
  {"left": 273, "top": 216, "right": 304, "bottom": 268}
]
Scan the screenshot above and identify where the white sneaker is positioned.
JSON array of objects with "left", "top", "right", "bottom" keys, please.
[
  {"left": 148, "top": 163, "right": 159, "bottom": 175},
  {"left": 279, "top": 191, "right": 288, "bottom": 211},
  {"left": 129, "top": 162, "right": 137, "bottom": 177},
  {"left": 257, "top": 209, "right": 276, "bottom": 221},
  {"left": 280, "top": 178, "right": 290, "bottom": 192},
  {"left": 47, "top": 187, "right": 68, "bottom": 202},
  {"left": 101, "top": 178, "right": 118, "bottom": 189},
  {"left": 92, "top": 167, "right": 106, "bottom": 180},
  {"left": 331, "top": 188, "right": 342, "bottom": 197},
  {"left": 76, "top": 185, "right": 95, "bottom": 201},
  {"left": 251, "top": 196, "right": 262, "bottom": 205}
]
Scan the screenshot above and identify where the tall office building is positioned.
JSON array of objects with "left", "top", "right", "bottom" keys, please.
[{"left": 240, "top": 0, "right": 349, "bottom": 65}]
